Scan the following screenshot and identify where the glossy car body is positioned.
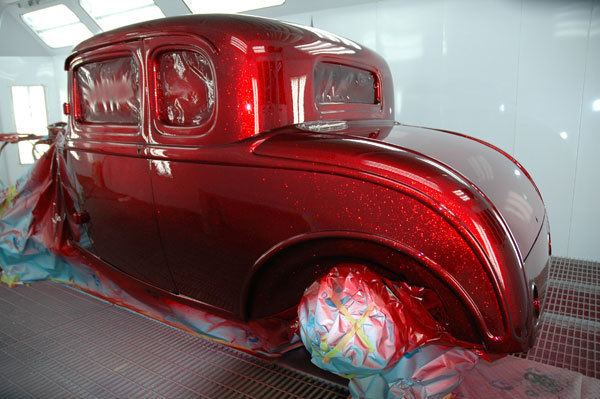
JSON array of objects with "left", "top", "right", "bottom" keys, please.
[{"left": 63, "top": 14, "right": 550, "bottom": 353}]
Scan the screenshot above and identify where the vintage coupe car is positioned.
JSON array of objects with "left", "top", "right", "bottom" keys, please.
[{"left": 62, "top": 14, "right": 549, "bottom": 354}]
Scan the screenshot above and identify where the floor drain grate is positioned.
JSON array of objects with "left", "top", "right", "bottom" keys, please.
[
  {"left": 514, "top": 257, "right": 600, "bottom": 379},
  {"left": 0, "top": 281, "right": 348, "bottom": 398}
]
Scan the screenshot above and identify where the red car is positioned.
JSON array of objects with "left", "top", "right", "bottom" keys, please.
[{"left": 63, "top": 14, "right": 549, "bottom": 354}]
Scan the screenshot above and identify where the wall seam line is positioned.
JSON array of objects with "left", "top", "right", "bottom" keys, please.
[
  {"left": 511, "top": 0, "right": 524, "bottom": 157},
  {"left": 566, "top": 0, "right": 596, "bottom": 258}
]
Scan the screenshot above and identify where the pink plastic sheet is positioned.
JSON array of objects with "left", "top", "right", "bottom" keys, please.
[{"left": 76, "top": 56, "right": 141, "bottom": 125}]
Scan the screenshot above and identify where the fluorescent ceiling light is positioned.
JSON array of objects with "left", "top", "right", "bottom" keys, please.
[
  {"left": 21, "top": 4, "right": 93, "bottom": 48},
  {"left": 183, "top": 0, "right": 285, "bottom": 14},
  {"left": 80, "top": 0, "right": 165, "bottom": 31}
]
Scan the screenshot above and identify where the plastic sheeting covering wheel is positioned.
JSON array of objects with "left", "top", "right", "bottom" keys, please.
[{"left": 298, "top": 265, "right": 479, "bottom": 398}]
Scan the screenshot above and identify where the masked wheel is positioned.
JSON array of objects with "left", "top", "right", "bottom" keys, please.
[{"left": 297, "top": 265, "right": 479, "bottom": 398}]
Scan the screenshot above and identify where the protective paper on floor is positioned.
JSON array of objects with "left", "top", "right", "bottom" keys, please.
[
  {"left": 0, "top": 135, "right": 296, "bottom": 355},
  {"left": 455, "top": 355, "right": 600, "bottom": 398}
]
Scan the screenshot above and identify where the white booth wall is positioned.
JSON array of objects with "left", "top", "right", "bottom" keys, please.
[{"left": 0, "top": 0, "right": 599, "bottom": 261}]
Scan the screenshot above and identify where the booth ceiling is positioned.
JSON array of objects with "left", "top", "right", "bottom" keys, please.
[{"left": 1, "top": 0, "right": 376, "bottom": 52}]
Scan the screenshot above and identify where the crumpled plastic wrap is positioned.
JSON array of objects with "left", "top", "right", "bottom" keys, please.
[
  {"left": 0, "top": 134, "right": 297, "bottom": 355},
  {"left": 157, "top": 50, "right": 215, "bottom": 127},
  {"left": 349, "top": 344, "right": 479, "bottom": 398},
  {"left": 76, "top": 56, "right": 141, "bottom": 125},
  {"left": 298, "top": 266, "right": 479, "bottom": 398}
]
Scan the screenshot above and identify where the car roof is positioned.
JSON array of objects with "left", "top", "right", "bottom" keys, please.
[
  {"left": 67, "top": 14, "right": 372, "bottom": 66},
  {"left": 65, "top": 14, "right": 394, "bottom": 139}
]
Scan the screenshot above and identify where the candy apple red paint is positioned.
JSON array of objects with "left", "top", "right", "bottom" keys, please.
[{"left": 5, "top": 14, "right": 550, "bottom": 355}]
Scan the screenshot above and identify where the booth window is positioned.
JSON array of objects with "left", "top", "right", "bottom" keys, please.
[
  {"left": 11, "top": 86, "right": 49, "bottom": 165},
  {"left": 75, "top": 56, "right": 141, "bottom": 125},
  {"left": 156, "top": 50, "right": 215, "bottom": 127}
]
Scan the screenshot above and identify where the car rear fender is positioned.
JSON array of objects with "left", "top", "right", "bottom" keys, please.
[
  {"left": 252, "top": 130, "right": 535, "bottom": 352},
  {"left": 242, "top": 231, "right": 483, "bottom": 344}
]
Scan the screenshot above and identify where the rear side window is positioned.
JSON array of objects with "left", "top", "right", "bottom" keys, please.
[
  {"left": 156, "top": 50, "right": 215, "bottom": 127},
  {"left": 314, "top": 62, "right": 377, "bottom": 105},
  {"left": 75, "top": 56, "right": 140, "bottom": 125}
]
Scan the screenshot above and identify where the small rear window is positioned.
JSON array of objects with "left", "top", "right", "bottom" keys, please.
[
  {"left": 314, "top": 63, "right": 377, "bottom": 105},
  {"left": 156, "top": 50, "right": 215, "bottom": 128},
  {"left": 75, "top": 56, "right": 140, "bottom": 125}
]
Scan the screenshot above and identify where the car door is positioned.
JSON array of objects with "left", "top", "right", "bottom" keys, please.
[
  {"left": 66, "top": 42, "right": 176, "bottom": 292},
  {"left": 145, "top": 36, "right": 260, "bottom": 315},
  {"left": 145, "top": 36, "right": 312, "bottom": 316},
  {"left": 143, "top": 37, "right": 225, "bottom": 307}
]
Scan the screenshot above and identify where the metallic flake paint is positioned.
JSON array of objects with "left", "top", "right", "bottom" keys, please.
[{"left": 59, "top": 15, "right": 548, "bottom": 353}]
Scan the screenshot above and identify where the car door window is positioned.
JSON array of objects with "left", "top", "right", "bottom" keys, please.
[
  {"left": 75, "top": 56, "right": 140, "bottom": 125},
  {"left": 156, "top": 50, "right": 215, "bottom": 128}
]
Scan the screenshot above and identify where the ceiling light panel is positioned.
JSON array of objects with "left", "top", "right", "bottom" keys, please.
[
  {"left": 80, "top": 0, "right": 165, "bottom": 31},
  {"left": 21, "top": 4, "right": 93, "bottom": 48},
  {"left": 183, "top": 0, "right": 285, "bottom": 14}
]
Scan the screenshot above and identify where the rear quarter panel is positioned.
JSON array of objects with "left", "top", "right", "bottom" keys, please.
[
  {"left": 252, "top": 129, "right": 538, "bottom": 352},
  {"left": 149, "top": 154, "right": 499, "bottom": 345}
]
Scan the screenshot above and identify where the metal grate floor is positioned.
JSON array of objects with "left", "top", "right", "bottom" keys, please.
[
  {"left": 0, "top": 257, "right": 598, "bottom": 398},
  {"left": 515, "top": 257, "right": 600, "bottom": 379},
  {"left": 0, "top": 281, "right": 348, "bottom": 399}
]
